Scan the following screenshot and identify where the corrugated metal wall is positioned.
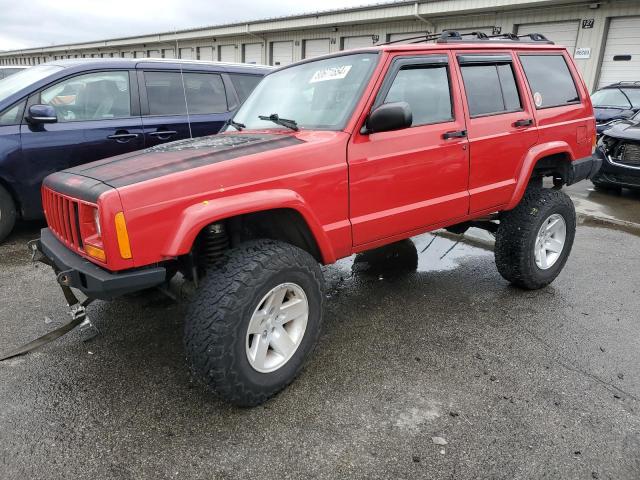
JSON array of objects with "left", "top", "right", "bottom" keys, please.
[{"left": 2, "top": 0, "right": 640, "bottom": 90}]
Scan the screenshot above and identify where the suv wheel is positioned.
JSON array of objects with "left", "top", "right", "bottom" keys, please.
[
  {"left": 184, "top": 239, "right": 324, "bottom": 407},
  {"left": 495, "top": 188, "right": 576, "bottom": 290},
  {"left": 0, "top": 185, "right": 17, "bottom": 243}
]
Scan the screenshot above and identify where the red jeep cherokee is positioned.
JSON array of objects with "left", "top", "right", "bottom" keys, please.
[{"left": 34, "top": 32, "right": 598, "bottom": 406}]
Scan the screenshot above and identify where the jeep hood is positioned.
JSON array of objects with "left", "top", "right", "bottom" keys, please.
[{"left": 67, "top": 133, "right": 304, "bottom": 188}]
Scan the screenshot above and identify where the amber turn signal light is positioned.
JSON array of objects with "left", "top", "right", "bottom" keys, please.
[
  {"left": 114, "top": 212, "right": 132, "bottom": 259},
  {"left": 85, "top": 244, "right": 106, "bottom": 262}
]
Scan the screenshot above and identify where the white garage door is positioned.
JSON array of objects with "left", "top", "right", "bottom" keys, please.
[
  {"left": 243, "top": 43, "right": 263, "bottom": 64},
  {"left": 388, "top": 32, "right": 428, "bottom": 44},
  {"left": 163, "top": 48, "right": 175, "bottom": 59},
  {"left": 303, "top": 39, "right": 330, "bottom": 58},
  {"left": 219, "top": 45, "right": 236, "bottom": 62},
  {"left": 598, "top": 17, "right": 640, "bottom": 88},
  {"left": 148, "top": 50, "right": 161, "bottom": 58},
  {"left": 342, "top": 36, "right": 375, "bottom": 50},
  {"left": 198, "top": 46, "right": 214, "bottom": 61},
  {"left": 134, "top": 51, "right": 146, "bottom": 58},
  {"left": 180, "top": 48, "right": 194, "bottom": 59},
  {"left": 518, "top": 21, "right": 579, "bottom": 54},
  {"left": 271, "top": 41, "right": 293, "bottom": 67}
]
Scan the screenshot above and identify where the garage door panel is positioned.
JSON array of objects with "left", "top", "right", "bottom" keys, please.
[
  {"left": 219, "top": 45, "right": 236, "bottom": 63},
  {"left": 244, "top": 43, "right": 263, "bottom": 64},
  {"left": 198, "top": 46, "right": 214, "bottom": 61},
  {"left": 343, "top": 36, "right": 375, "bottom": 50},
  {"left": 518, "top": 21, "right": 579, "bottom": 54},
  {"left": 271, "top": 41, "right": 293, "bottom": 67},
  {"left": 304, "top": 39, "right": 330, "bottom": 58},
  {"left": 598, "top": 17, "right": 640, "bottom": 88},
  {"left": 388, "top": 32, "right": 428, "bottom": 43}
]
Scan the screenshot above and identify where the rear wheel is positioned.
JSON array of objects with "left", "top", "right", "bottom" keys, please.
[
  {"left": 184, "top": 239, "right": 324, "bottom": 407},
  {"left": 495, "top": 188, "right": 576, "bottom": 290},
  {"left": 0, "top": 185, "right": 17, "bottom": 243}
]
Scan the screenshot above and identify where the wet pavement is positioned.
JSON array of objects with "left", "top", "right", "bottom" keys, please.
[
  {"left": 1, "top": 194, "right": 639, "bottom": 479},
  {"left": 565, "top": 180, "right": 640, "bottom": 230}
]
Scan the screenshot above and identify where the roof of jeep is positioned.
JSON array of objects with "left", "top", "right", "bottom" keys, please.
[{"left": 273, "top": 42, "right": 567, "bottom": 72}]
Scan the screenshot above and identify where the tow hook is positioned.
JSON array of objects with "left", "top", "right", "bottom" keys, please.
[{"left": 0, "top": 241, "right": 97, "bottom": 362}]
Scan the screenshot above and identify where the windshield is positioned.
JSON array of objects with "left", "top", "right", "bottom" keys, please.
[
  {"left": 0, "top": 65, "right": 64, "bottom": 102},
  {"left": 591, "top": 87, "right": 640, "bottom": 109},
  {"left": 228, "top": 53, "right": 378, "bottom": 131}
]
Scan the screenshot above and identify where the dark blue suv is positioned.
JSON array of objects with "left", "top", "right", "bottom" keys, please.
[{"left": 0, "top": 59, "right": 269, "bottom": 241}]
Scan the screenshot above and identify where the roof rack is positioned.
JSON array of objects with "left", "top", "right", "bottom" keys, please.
[
  {"left": 379, "top": 30, "right": 554, "bottom": 46},
  {"left": 607, "top": 81, "right": 640, "bottom": 87}
]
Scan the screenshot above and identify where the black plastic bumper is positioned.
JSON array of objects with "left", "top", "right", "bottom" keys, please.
[
  {"left": 37, "top": 228, "right": 166, "bottom": 300},
  {"left": 565, "top": 155, "right": 602, "bottom": 186},
  {"left": 591, "top": 146, "right": 640, "bottom": 188}
]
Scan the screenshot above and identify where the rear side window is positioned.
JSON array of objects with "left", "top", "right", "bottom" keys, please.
[
  {"left": 384, "top": 65, "right": 453, "bottom": 125},
  {"left": 182, "top": 72, "right": 228, "bottom": 114},
  {"left": 145, "top": 71, "right": 228, "bottom": 115},
  {"left": 519, "top": 55, "right": 580, "bottom": 108},
  {"left": 460, "top": 63, "right": 522, "bottom": 117},
  {"left": 229, "top": 74, "right": 262, "bottom": 102}
]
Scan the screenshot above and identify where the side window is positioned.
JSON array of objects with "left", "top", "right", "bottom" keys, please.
[
  {"left": 229, "top": 74, "right": 263, "bottom": 102},
  {"left": 182, "top": 73, "right": 228, "bottom": 114},
  {"left": 460, "top": 63, "right": 522, "bottom": 117},
  {"left": 144, "top": 71, "right": 187, "bottom": 116},
  {"left": 383, "top": 65, "right": 453, "bottom": 126},
  {"left": 519, "top": 55, "right": 580, "bottom": 108},
  {"left": 40, "top": 71, "right": 131, "bottom": 122},
  {"left": 0, "top": 101, "right": 25, "bottom": 126}
]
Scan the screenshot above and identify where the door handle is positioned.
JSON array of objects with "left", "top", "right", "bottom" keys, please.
[
  {"left": 149, "top": 130, "right": 178, "bottom": 138},
  {"left": 107, "top": 132, "right": 139, "bottom": 143},
  {"left": 443, "top": 129, "right": 467, "bottom": 140},
  {"left": 513, "top": 118, "right": 533, "bottom": 128}
]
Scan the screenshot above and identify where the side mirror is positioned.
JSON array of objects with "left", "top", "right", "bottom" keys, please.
[
  {"left": 365, "top": 101, "right": 412, "bottom": 134},
  {"left": 27, "top": 104, "right": 57, "bottom": 124}
]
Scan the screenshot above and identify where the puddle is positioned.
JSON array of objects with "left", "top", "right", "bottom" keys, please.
[{"left": 333, "top": 229, "right": 493, "bottom": 279}]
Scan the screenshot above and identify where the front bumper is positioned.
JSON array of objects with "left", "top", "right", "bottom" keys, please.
[
  {"left": 37, "top": 228, "right": 166, "bottom": 300},
  {"left": 591, "top": 146, "right": 640, "bottom": 188},
  {"left": 565, "top": 155, "right": 602, "bottom": 186}
]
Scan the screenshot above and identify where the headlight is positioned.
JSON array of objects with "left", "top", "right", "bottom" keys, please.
[{"left": 94, "top": 208, "right": 102, "bottom": 236}]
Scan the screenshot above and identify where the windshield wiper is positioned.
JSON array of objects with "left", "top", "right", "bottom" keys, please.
[
  {"left": 224, "top": 118, "right": 246, "bottom": 131},
  {"left": 258, "top": 113, "right": 299, "bottom": 131}
]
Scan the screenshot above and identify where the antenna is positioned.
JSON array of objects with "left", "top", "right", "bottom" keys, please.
[{"left": 175, "top": 28, "right": 193, "bottom": 139}]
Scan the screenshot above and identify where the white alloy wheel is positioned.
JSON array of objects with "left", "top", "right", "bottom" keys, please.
[{"left": 534, "top": 213, "right": 567, "bottom": 270}]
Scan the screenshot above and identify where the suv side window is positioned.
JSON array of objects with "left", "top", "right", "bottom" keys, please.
[
  {"left": 40, "top": 71, "right": 131, "bottom": 122},
  {"left": 519, "top": 54, "right": 580, "bottom": 108},
  {"left": 182, "top": 72, "right": 228, "bottom": 114},
  {"left": 145, "top": 71, "right": 228, "bottom": 115},
  {"left": 229, "top": 74, "right": 262, "bottom": 102},
  {"left": 383, "top": 64, "right": 453, "bottom": 126},
  {"left": 0, "top": 101, "right": 26, "bottom": 126},
  {"left": 460, "top": 60, "right": 522, "bottom": 117}
]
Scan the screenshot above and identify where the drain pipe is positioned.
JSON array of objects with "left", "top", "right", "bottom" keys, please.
[
  {"left": 414, "top": 2, "right": 435, "bottom": 33},
  {"left": 246, "top": 24, "right": 267, "bottom": 65}
]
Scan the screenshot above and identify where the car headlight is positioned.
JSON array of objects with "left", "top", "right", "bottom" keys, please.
[{"left": 94, "top": 208, "right": 101, "bottom": 237}]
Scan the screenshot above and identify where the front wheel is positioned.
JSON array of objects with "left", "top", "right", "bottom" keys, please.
[
  {"left": 184, "top": 239, "right": 324, "bottom": 407},
  {"left": 495, "top": 188, "right": 576, "bottom": 290},
  {"left": 0, "top": 185, "right": 17, "bottom": 243}
]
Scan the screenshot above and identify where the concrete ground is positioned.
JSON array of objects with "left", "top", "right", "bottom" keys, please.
[{"left": 0, "top": 182, "right": 638, "bottom": 480}]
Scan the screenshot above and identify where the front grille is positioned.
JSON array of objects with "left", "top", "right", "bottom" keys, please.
[
  {"left": 618, "top": 142, "right": 640, "bottom": 167},
  {"left": 42, "top": 187, "right": 83, "bottom": 251}
]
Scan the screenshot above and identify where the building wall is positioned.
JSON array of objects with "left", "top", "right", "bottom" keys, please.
[{"left": 1, "top": 0, "right": 639, "bottom": 91}]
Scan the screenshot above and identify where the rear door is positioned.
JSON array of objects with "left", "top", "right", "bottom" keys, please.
[
  {"left": 19, "top": 70, "right": 144, "bottom": 215},
  {"left": 348, "top": 53, "right": 470, "bottom": 246},
  {"left": 453, "top": 52, "right": 538, "bottom": 212}
]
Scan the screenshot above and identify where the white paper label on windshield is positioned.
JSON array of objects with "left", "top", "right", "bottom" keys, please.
[{"left": 309, "top": 65, "right": 352, "bottom": 83}]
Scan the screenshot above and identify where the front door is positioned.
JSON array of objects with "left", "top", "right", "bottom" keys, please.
[
  {"left": 348, "top": 53, "right": 470, "bottom": 246},
  {"left": 19, "top": 70, "right": 144, "bottom": 216}
]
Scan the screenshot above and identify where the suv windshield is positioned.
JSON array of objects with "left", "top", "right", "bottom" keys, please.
[
  {"left": 228, "top": 53, "right": 378, "bottom": 131},
  {"left": 0, "top": 65, "right": 64, "bottom": 102},
  {"left": 591, "top": 87, "right": 640, "bottom": 109}
]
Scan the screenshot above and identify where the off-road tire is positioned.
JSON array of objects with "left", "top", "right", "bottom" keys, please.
[
  {"left": 495, "top": 188, "right": 576, "bottom": 290},
  {"left": 0, "top": 185, "right": 17, "bottom": 243},
  {"left": 184, "top": 239, "right": 324, "bottom": 407}
]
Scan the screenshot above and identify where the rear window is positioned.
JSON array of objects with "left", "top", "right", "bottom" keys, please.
[
  {"left": 460, "top": 63, "right": 521, "bottom": 117},
  {"left": 519, "top": 54, "right": 580, "bottom": 108},
  {"left": 229, "top": 74, "right": 262, "bottom": 102}
]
